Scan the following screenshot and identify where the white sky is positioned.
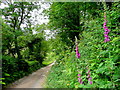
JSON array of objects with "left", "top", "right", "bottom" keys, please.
[
  {"left": 0, "top": 2, "right": 49, "bottom": 26},
  {"left": 30, "top": 2, "right": 50, "bottom": 25},
  {"left": 0, "top": 3, "right": 9, "bottom": 9}
]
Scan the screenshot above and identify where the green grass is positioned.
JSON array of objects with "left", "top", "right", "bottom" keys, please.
[{"left": 42, "top": 59, "right": 55, "bottom": 65}]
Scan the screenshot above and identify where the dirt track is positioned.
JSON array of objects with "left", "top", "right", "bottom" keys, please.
[{"left": 6, "top": 63, "right": 53, "bottom": 88}]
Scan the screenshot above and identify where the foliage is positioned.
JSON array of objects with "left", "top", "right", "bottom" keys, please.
[
  {"left": 1, "top": 1, "right": 120, "bottom": 89},
  {"left": 46, "top": 2, "right": 104, "bottom": 46},
  {"left": 2, "top": 21, "right": 45, "bottom": 87},
  {"left": 47, "top": 2, "right": 80, "bottom": 46},
  {"left": 1, "top": 2, "right": 47, "bottom": 87},
  {"left": 1, "top": 2, "right": 38, "bottom": 59},
  {"left": 2, "top": 55, "right": 41, "bottom": 86},
  {"left": 46, "top": 2, "right": 120, "bottom": 88},
  {"left": 42, "top": 36, "right": 67, "bottom": 65}
]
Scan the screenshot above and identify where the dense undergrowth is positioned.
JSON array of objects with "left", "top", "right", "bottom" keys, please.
[
  {"left": 46, "top": 14, "right": 120, "bottom": 88},
  {"left": 2, "top": 55, "right": 43, "bottom": 86}
]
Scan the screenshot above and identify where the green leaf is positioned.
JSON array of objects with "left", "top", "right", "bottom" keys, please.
[
  {"left": 0, "top": 81, "right": 6, "bottom": 85},
  {"left": 4, "top": 73, "right": 10, "bottom": 76}
]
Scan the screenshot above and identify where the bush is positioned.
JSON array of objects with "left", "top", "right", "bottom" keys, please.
[
  {"left": 46, "top": 17, "right": 120, "bottom": 88},
  {"left": 2, "top": 55, "right": 42, "bottom": 87}
]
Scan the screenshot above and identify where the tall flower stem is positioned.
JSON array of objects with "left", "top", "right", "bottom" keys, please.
[
  {"left": 102, "top": 1, "right": 110, "bottom": 42},
  {"left": 75, "top": 36, "right": 80, "bottom": 58}
]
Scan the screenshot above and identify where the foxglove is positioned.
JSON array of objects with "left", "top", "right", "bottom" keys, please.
[{"left": 103, "top": 13, "right": 110, "bottom": 42}]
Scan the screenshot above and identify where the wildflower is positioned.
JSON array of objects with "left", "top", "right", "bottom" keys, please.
[
  {"left": 87, "top": 74, "right": 90, "bottom": 78},
  {"left": 80, "top": 81, "right": 83, "bottom": 84},
  {"left": 104, "top": 28, "right": 108, "bottom": 31},
  {"left": 104, "top": 38, "right": 110, "bottom": 42},
  {"left": 88, "top": 77, "right": 93, "bottom": 84},
  {"left": 86, "top": 69, "right": 93, "bottom": 84},
  {"left": 77, "top": 53, "right": 80, "bottom": 58},
  {"left": 104, "top": 32, "right": 108, "bottom": 34},
  {"left": 78, "top": 78, "right": 83, "bottom": 84},
  {"left": 104, "top": 35, "right": 109, "bottom": 37},
  {"left": 76, "top": 45, "right": 80, "bottom": 58},
  {"left": 78, "top": 74, "right": 81, "bottom": 77},
  {"left": 103, "top": 22, "right": 106, "bottom": 25},
  {"left": 90, "top": 81, "right": 93, "bottom": 84},
  {"left": 104, "top": 15, "right": 106, "bottom": 18},
  {"left": 78, "top": 74, "right": 83, "bottom": 84},
  {"left": 107, "top": 29, "right": 110, "bottom": 32},
  {"left": 88, "top": 77, "right": 92, "bottom": 81},
  {"left": 103, "top": 12, "right": 110, "bottom": 42},
  {"left": 78, "top": 78, "right": 82, "bottom": 83}
]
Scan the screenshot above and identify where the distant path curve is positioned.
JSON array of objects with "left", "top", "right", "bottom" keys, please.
[{"left": 6, "top": 63, "right": 54, "bottom": 88}]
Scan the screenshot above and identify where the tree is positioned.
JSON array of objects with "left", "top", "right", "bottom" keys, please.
[
  {"left": 47, "top": 2, "right": 80, "bottom": 45},
  {"left": 2, "top": 2, "right": 38, "bottom": 59},
  {"left": 1, "top": 17, "right": 15, "bottom": 57},
  {"left": 46, "top": 2, "right": 103, "bottom": 46}
]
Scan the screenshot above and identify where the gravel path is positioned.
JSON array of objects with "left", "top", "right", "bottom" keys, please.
[{"left": 5, "top": 63, "right": 54, "bottom": 88}]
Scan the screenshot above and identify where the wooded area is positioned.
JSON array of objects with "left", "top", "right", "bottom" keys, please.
[{"left": 1, "top": 1, "right": 120, "bottom": 89}]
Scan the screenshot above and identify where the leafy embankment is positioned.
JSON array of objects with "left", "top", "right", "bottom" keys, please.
[
  {"left": 46, "top": 17, "right": 120, "bottom": 88},
  {"left": 1, "top": 2, "right": 49, "bottom": 87}
]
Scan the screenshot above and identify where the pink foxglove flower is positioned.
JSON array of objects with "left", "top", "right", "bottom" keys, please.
[
  {"left": 103, "top": 13, "right": 110, "bottom": 42},
  {"left": 87, "top": 74, "right": 90, "bottom": 78},
  {"left": 86, "top": 69, "right": 93, "bottom": 84},
  {"left": 76, "top": 45, "right": 80, "bottom": 58},
  {"left": 78, "top": 74, "right": 83, "bottom": 84},
  {"left": 104, "top": 35, "right": 109, "bottom": 37},
  {"left": 78, "top": 78, "right": 83, "bottom": 84},
  {"left": 78, "top": 74, "right": 81, "bottom": 76},
  {"left": 78, "top": 78, "right": 81, "bottom": 82},
  {"left": 104, "top": 32, "right": 108, "bottom": 34},
  {"left": 88, "top": 77, "right": 93, "bottom": 84},
  {"left": 88, "top": 77, "right": 92, "bottom": 81},
  {"left": 80, "top": 81, "right": 83, "bottom": 84},
  {"left": 90, "top": 81, "right": 93, "bottom": 84},
  {"left": 104, "top": 38, "right": 110, "bottom": 42}
]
